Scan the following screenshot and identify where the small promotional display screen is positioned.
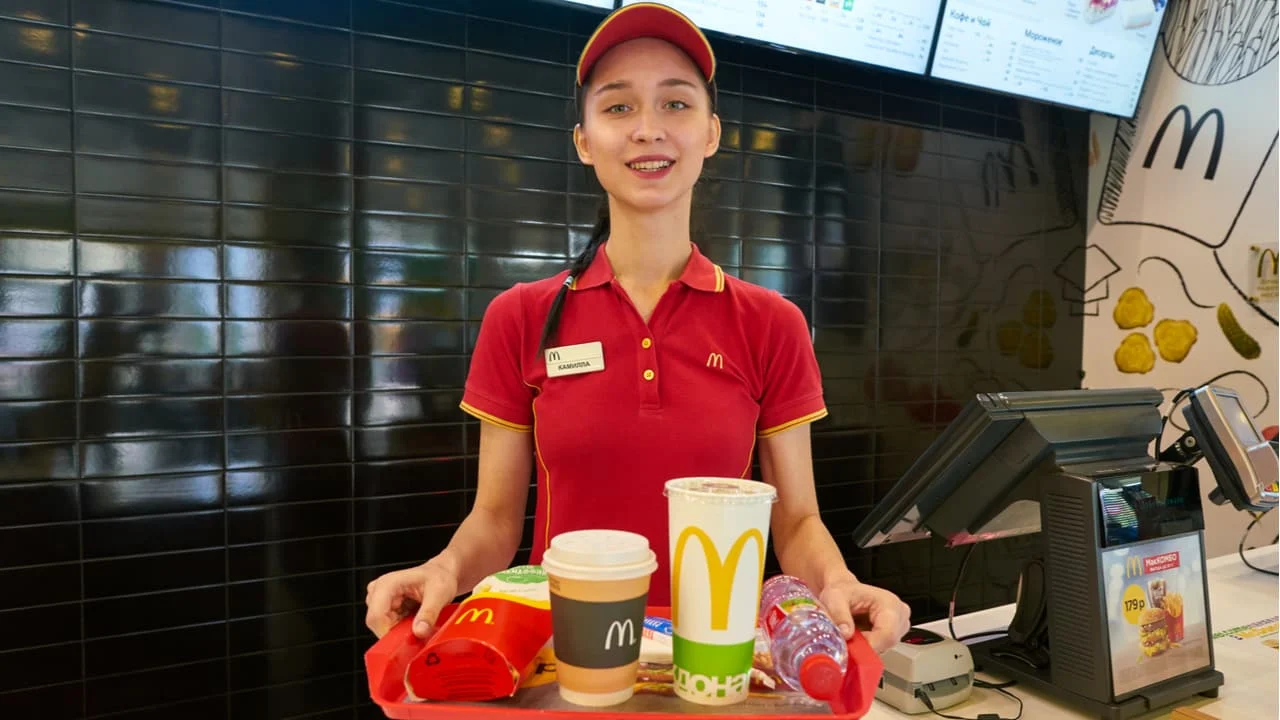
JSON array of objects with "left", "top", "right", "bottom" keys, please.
[
  {"left": 929, "top": 0, "right": 1167, "bottom": 116},
  {"left": 1101, "top": 533, "right": 1212, "bottom": 697},
  {"left": 625, "top": 0, "right": 944, "bottom": 75},
  {"left": 1217, "top": 392, "right": 1263, "bottom": 445}
]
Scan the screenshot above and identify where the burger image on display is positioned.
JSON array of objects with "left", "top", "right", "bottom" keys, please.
[{"left": 1139, "top": 607, "right": 1171, "bottom": 657}]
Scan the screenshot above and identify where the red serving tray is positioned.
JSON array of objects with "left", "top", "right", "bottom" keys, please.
[{"left": 365, "top": 604, "right": 884, "bottom": 719}]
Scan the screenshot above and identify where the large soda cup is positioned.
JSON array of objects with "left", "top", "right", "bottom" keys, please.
[{"left": 665, "top": 477, "right": 777, "bottom": 706}]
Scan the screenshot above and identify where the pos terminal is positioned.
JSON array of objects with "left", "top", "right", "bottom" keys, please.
[{"left": 853, "top": 388, "right": 1227, "bottom": 719}]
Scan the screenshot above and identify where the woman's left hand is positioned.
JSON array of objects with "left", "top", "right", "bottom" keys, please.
[{"left": 819, "top": 573, "right": 912, "bottom": 654}]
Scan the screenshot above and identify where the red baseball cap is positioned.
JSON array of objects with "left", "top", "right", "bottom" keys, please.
[{"left": 576, "top": 3, "right": 716, "bottom": 87}]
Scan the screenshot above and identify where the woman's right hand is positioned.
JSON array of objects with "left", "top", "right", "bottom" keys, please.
[{"left": 365, "top": 559, "right": 459, "bottom": 639}]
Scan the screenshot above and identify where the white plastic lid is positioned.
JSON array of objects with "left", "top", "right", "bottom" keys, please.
[
  {"left": 540, "top": 529, "right": 658, "bottom": 582},
  {"left": 664, "top": 477, "right": 778, "bottom": 505}
]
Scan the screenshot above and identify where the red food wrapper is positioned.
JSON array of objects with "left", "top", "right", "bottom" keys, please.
[{"left": 404, "top": 565, "right": 553, "bottom": 702}]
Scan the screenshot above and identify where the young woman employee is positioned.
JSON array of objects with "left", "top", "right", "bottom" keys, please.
[{"left": 365, "top": 2, "right": 911, "bottom": 654}]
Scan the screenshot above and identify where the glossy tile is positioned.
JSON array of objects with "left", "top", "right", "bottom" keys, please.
[
  {"left": 229, "top": 673, "right": 356, "bottom": 720},
  {"left": 85, "top": 623, "right": 224, "bottom": 679},
  {"left": 222, "top": 0, "right": 350, "bottom": 28},
  {"left": 354, "top": 457, "right": 464, "bottom": 499},
  {"left": 79, "top": 319, "right": 220, "bottom": 358},
  {"left": 0, "top": 17, "right": 68, "bottom": 66},
  {"left": 468, "top": 121, "right": 569, "bottom": 161},
  {"left": 0, "top": 522, "right": 77, "bottom": 568},
  {"left": 0, "top": 104, "right": 70, "bottom": 151},
  {"left": 355, "top": 70, "right": 463, "bottom": 115},
  {"left": 73, "top": 0, "right": 216, "bottom": 46},
  {"left": 77, "top": 197, "right": 220, "bottom": 240},
  {"left": 223, "top": 90, "right": 352, "bottom": 138},
  {"left": 79, "top": 279, "right": 218, "bottom": 318},
  {"left": 231, "top": 638, "right": 354, "bottom": 691},
  {"left": 79, "top": 397, "right": 221, "bottom": 438},
  {"left": 470, "top": 53, "right": 567, "bottom": 96},
  {"left": 0, "top": 190, "right": 73, "bottom": 233},
  {"left": 225, "top": 283, "right": 350, "bottom": 320},
  {"left": 0, "top": 602, "right": 79, "bottom": 654},
  {"left": 0, "top": 60, "right": 67, "bottom": 107},
  {"left": 224, "top": 13, "right": 351, "bottom": 66},
  {"left": 225, "top": 207, "right": 351, "bottom": 247},
  {"left": 466, "top": 220, "right": 568, "bottom": 258},
  {"left": 225, "top": 320, "right": 350, "bottom": 357},
  {"left": 229, "top": 535, "right": 354, "bottom": 582},
  {"left": 354, "top": 0, "right": 464, "bottom": 46},
  {"left": 226, "top": 358, "right": 351, "bottom": 394},
  {"left": 228, "top": 604, "right": 352, "bottom": 654},
  {"left": 76, "top": 114, "right": 217, "bottom": 165},
  {"left": 223, "top": 53, "right": 351, "bottom": 102},
  {"left": 228, "top": 569, "right": 353, "bottom": 617},
  {"left": 75, "top": 31, "right": 217, "bottom": 84},
  {"left": 228, "top": 499, "right": 352, "bottom": 545},
  {"left": 0, "top": 441, "right": 76, "bottom": 481},
  {"left": 226, "top": 465, "right": 350, "bottom": 507},
  {"left": 85, "top": 659, "right": 227, "bottom": 717},
  {"left": 0, "top": 147, "right": 72, "bottom": 192},
  {"left": 226, "top": 428, "right": 351, "bottom": 469},
  {"left": 357, "top": 524, "right": 455, "bottom": 568},
  {"left": 84, "top": 547, "right": 225, "bottom": 599},
  {"left": 0, "top": 562, "right": 79, "bottom": 611},
  {"left": 225, "top": 168, "right": 351, "bottom": 212},
  {"left": 225, "top": 129, "right": 350, "bottom": 175},
  {"left": 227, "top": 394, "right": 350, "bottom": 433},
  {"left": 356, "top": 179, "right": 464, "bottom": 216},
  {"left": 0, "top": 277, "right": 70, "bottom": 316},
  {"left": 479, "top": 14, "right": 565, "bottom": 58},
  {"left": 355, "top": 424, "right": 465, "bottom": 461},
  {"left": 0, "top": 642, "right": 80, "bottom": 694},
  {"left": 356, "top": 390, "right": 462, "bottom": 426},
  {"left": 356, "top": 287, "right": 463, "bottom": 321},
  {"left": 355, "top": 250, "right": 462, "bottom": 286},
  {"left": 355, "top": 214, "right": 464, "bottom": 252}
]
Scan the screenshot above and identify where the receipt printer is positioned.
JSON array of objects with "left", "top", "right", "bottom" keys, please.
[{"left": 875, "top": 628, "right": 974, "bottom": 714}]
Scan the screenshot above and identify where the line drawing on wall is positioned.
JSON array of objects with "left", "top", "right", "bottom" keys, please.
[
  {"left": 1137, "top": 256, "right": 1215, "bottom": 309},
  {"left": 1095, "top": 1, "right": 1279, "bottom": 326},
  {"left": 1056, "top": 244, "right": 1121, "bottom": 316},
  {"left": 1161, "top": 0, "right": 1279, "bottom": 86}
]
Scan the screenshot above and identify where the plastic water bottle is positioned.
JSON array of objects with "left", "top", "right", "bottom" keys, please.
[{"left": 758, "top": 575, "right": 848, "bottom": 701}]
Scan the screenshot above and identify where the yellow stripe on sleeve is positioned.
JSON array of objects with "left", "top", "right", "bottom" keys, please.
[
  {"left": 459, "top": 401, "right": 532, "bottom": 432},
  {"left": 757, "top": 408, "right": 829, "bottom": 439}
]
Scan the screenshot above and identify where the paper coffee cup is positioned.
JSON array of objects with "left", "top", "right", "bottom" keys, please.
[
  {"left": 540, "top": 530, "right": 658, "bottom": 707},
  {"left": 665, "top": 477, "right": 777, "bottom": 706}
]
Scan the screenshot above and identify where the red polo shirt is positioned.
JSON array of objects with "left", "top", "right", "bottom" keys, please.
[{"left": 459, "top": 242, "right": 827, "bottom": 605}]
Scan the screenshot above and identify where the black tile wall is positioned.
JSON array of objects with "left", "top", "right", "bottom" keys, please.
[{"left": 0, "top": 0, "right": 1088, "bottom": 717}]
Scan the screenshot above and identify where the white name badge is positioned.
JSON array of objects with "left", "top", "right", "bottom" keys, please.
[{"left": 545, "top": 341, "right": 605, "bottom": 378}]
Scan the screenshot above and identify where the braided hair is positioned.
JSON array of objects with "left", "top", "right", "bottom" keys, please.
[{"left": 538, "top": 73, "right": 718, "bottom": 351}]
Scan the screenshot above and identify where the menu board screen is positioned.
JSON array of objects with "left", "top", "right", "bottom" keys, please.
[
  {"left": 623, "top": 0, "right": 944, "bottom": 75},
  {"left": 929, "top": 0, "right": 1167, "bottom": 116}
]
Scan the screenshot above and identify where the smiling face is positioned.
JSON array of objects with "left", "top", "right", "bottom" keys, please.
[{"left": 573, "top": 37, "right": 721, "bottom": 214}]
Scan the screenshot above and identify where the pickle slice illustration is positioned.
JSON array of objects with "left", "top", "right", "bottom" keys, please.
[
  {"left": 1153, "top": 319, "right": 1197, "bottom": 363},
  {"left": 1113, "top": 287, "right": 1154, "bottom": 329},
  {"left": 1217, "top": 303, "right": 1261, "bottom": 360},
  {"left": 1115, "top": 332, "right": 1156, "bottom": 374}
]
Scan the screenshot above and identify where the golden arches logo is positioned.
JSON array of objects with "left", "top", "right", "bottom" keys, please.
[
  {"left": 455, "top": 607, "right": 495, "bottom": 625},
  {"left": 1126, "top": 556, "right": 1143, "bottom": 578},
  {"left": 1257, "top": 248, "right": 1278, "bottom": 277},
  {"left": 671, "top": 527, "right": 765, "bottom": 631},
  {"left": 706, "top": 353, "right": 724, "bottom": 369}
]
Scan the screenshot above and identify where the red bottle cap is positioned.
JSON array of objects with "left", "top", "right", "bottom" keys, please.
[{"left": 799, "top": 653, "right": 845, "bottom": 701}]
